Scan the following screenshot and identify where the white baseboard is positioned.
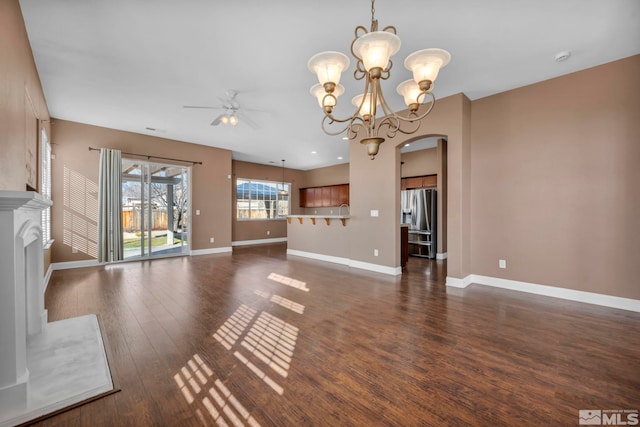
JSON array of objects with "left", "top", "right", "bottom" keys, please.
[
  {"left": 232, "top": 237, "right": 287, "bottom": 247},
  {"left": 349, "top": 260, "right": 402, "bottom": 276},
  {"left": 286, "top": 249, "right": 402, "bottom": 276},
  {"left": 445, "top": 275, "right": 473, "bottom": 288},
  {"left": 190, "top": 247, "right": 233, "bottom": 256},
  {"left": 51, "top": 259, "right": 101, "bottom": 271},
  {"left": 436, "top": 252, "right": 448, "bottom": 260},
  {"left": 286, "top": 249, "right": 350, "bottom": 267},
  {"left": 446, "top": 274, "right": 640, "bottom": 313}
]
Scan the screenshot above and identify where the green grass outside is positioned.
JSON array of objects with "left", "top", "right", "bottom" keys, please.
[{"left": 123, "top": 235, "right": 182, "bottom": 249}]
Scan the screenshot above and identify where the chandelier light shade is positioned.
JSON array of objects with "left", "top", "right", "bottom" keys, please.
[
  {"left": 352, "top": 93, "right": 380, "bottom": 118},
  {"left": 404, "top": 48, "right": 451, "bottom": 91},
  {"left": 351, "top": 31, "right": 401, "bottom": 72},
  {"left": 311, "top": 83, "right": 345, "bottom": 110},
  {"left": 308, "top": 52, "right": 350, "bottom": 88},
  {"left": 396, "top": 80, "right": 424, "bottom": 111},
  {"left": 308, "top": 0, "right": 451, "bottom": 159}
]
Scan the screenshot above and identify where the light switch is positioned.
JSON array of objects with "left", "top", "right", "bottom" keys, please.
[
  {"left": 196, "top": 209, "right": 200, "bottom": 215},
  {"left": 370, "top": 210, "right": 379, "bottom": 217}
]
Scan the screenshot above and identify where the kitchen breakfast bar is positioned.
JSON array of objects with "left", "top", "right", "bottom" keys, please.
[{"left": 285, "top": 215, "right": 350, "bottom": 264}]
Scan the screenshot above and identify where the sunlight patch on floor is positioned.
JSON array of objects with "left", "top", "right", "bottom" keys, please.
[
  {"left": 241, "top": 312, "right": 299, "bottom": 379},
  {"left": 234, "top": 351, "right": 283, "bottom": 396},
  {"left": 253, "top": 290, "right": 305, "bottom": 314},
  {"left": 268, "top": 273, "right": 309, "bottom": 292},
  {"left": 175, "top": 354, "right": 262, "bottom": 427},
  {"left": 213, "top": 304, "right": 258, "bottom": 350}
]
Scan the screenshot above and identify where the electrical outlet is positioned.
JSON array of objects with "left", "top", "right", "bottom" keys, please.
[
  {"left": 72, "top": 247, "right": 78, "bottom": 254},
  {"left": 499, "top": 259, "right": 506, "bottom": 269},
  {"left": 210, "top": 237, "right": 214, "bottom": 243},
  {"left": 267, "top": 230, "right": 270, "bottom": 235},
  {"left": 374, "top": 249, "right": 379, "bottom": 257}
]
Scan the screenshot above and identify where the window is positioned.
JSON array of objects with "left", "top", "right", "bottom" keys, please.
[
  {"left": 236, "top": 178, "right": 290, "bottom": 220},
  {"left": 41, "top": 128, "right": 52, "bottom": 247}
]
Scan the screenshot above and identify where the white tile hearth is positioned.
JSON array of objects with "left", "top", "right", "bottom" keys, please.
[{"left": 0, "top": 314, "right": 114, "bottom": 427}]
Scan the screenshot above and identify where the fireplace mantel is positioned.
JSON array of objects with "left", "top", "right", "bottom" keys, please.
[{"left": 0, "top": 190, "right": 51, "bottom": 418}]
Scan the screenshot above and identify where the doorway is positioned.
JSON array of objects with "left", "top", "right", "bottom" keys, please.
[{"left": 121, "top": 159, "right": 190, "bottom": 259}]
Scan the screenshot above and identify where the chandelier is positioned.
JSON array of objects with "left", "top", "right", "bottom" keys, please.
[{"left": 308, "top": 0, "right": 450, "bottom": 159}]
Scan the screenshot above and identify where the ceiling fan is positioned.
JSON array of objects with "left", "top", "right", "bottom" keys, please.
[{"left": 183, "top": 90, "right": 261, "bottom": 129}]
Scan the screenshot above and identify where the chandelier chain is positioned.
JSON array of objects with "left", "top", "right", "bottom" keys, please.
[{"left": 371, "top": 0, "right": 375, "bottom": 25}]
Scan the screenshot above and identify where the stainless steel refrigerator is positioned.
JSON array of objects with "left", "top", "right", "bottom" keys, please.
[{"left": 401, "top": 188, "right": 437, "bottom": 258}]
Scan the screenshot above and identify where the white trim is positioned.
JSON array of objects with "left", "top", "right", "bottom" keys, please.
[
  {"left": 286, "top": 249, "right": 402, "bottom": 276},
  {"left": 232, "top": 237, "right": 287, "bottom": 247},
  {"left": 43, "top": 264, "right": 53, "bottom": 293},
  {"left": 445, "top": 274, "right": 640, "bottom": 313},
  {"left": 51, "top": 259, "right": 101, "bottom": 271},
  {"left": 349, "top": 259, "right": 402, "bottom": 276},
  {"left": 445, "top": 275, "right": 473, "bottom": 288},
  {"left": 286, "top": 249, "right": 349, "bottom": 267},
  {"left": 470, "top": 275, "right": 640, "bottom": 313},
  {"left": 436, "top": 252, "right": 448, "bottom": 260},
  {"left": 190, "top": 247, "right": 233, "bottom": 256}
]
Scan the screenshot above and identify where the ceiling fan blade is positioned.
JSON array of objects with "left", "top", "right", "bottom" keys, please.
[
  {"left": 210, "top": 114, "right": 225, "bottom": 126},
  {"left": 183, "top": 105, "right": 223, "bottom": 110},
  {"left": 237, "top": 111, "right": 259, "bottom": 130}
]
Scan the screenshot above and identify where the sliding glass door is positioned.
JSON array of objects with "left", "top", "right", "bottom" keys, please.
[{"left": 122, "top": 159, "right": 189, "bottom": 259}]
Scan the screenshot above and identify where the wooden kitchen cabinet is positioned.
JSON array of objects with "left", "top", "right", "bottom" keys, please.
[
  {"left": 321, "top": 187, "right": 332, "bottom": 207},
  {"left": 299, "top": 184, "right": 349, "bottom": 207},
  {"left": 401, "top": 174, "right": 437, "bottom": 190}
]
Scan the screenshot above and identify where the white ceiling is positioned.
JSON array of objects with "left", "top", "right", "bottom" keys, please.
[{"left": 19, "top": 0, "right": 640, "bottom": 170}]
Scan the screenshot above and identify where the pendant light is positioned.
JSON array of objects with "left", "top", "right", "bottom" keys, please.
[{"left": 279, "top": 159, "right": 287, "bottom": 196}]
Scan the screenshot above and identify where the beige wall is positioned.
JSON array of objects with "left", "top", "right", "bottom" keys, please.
[
  {"left": 50, "top": 120, "right": 233, "bottom": 262},
  {"left": 0, "top": 0, "right": 51, "bottom": 191},
  {"left": 347, "top": 93, "right": 471, "bottom": 277},
  {"left": 401, "top": 148, "right": 438, "bottom": 177},
  {"left": 470, "top": 55, "right": 640, "bottom": 299},
  {"left": 232, "top": 160, "right": 305, "bottom": 243},
  {"left": 302, "top": 163, "right": 349, "bottom": 187},
  {"left": 1, "top": 1, "right": 52, "bottom": 278}
]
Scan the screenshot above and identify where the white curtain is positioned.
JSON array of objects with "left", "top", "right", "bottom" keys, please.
[{"left": 97, "top": 148, "right": 123, "bottom": 262}]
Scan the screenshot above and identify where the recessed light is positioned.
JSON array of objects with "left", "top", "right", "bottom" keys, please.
[
  {"left": 311, "top": 151, "right": 317, "bottom": 154},
  {"left": 342, "top": 137, "right": 348, "bottom": 140},
  {"left": 337, "top": 156, "right": 343, "bottom": 160},
  {"left": 404, "top": 143, "right": 411, "bottom": 147}
]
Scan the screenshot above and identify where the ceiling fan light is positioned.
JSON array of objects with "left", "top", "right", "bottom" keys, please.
[
  {"left": 229, "top": 114, "right": 238, "bottom": 126},
  {"left": 352, "top": 31, "right": 401, "bottom": 72},
  {"left": 308, "top": 51, "right": 350, "bottom": 87},
  {"left": 220, "top": 115, "right": 229, "bottom": 124},
  {"left": 404, "top": 48, "right": 451, "bottom": 87}
]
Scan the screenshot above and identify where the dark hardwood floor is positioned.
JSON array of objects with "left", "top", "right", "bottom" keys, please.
[{"left": 38, "top": 244, "right": 640, "bottom": 426}]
